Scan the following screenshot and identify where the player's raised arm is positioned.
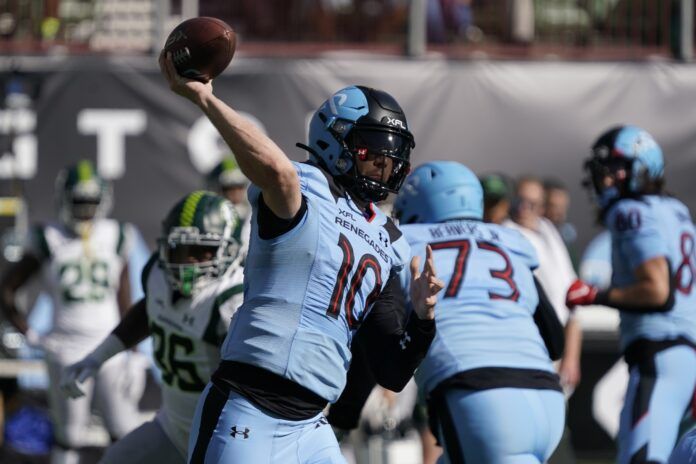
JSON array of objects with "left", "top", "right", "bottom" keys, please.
[{"left": 158, "top": 53, "right": 301, "bottom": 219}]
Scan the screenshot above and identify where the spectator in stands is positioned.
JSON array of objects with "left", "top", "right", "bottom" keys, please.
[
  {"left": 506, "top": 176, "right": 582, "bottom": 391},
  {"left": 509, "top": 0, "right": 534, "bottom": 44},
  {"left": 428, "top": 0, "right": 477, "bottom": 43},
  {"left": 480, "top": 173, "right": 513, "bottom": 224},
  {"left": 544, "top": 178, "right": 579, "bottom": 270},
  {"left": 427, "top": 0, "right": 448, "bottom": 42},
  {"left": 504, "top": 176, "right": 581, "bottom": 463},
  {"left": 41, "top": 0, "right": 60, "bottom": 41}
]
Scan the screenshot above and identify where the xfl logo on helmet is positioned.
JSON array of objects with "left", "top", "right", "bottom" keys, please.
[{"left": 382, "top": 116, "right": 406, "bottom": 130}]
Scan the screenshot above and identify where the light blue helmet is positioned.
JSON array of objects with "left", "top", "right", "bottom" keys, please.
[
  {"left": 393, "top": 161, "right": 483, "bottom": 224},
  {"left": 302, "top": 85, "right": 414, "bottom": 202},
  {"left": 585, "top": 125, "right": 664, "bottom": 208}
]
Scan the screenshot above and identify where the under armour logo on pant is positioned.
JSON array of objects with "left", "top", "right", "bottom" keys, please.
[
  {"left": 230, "top": 426, "right": 250, "bottom": 439},
  {"left": 400, "top": 332, "right": 411, "bottom": 350}
]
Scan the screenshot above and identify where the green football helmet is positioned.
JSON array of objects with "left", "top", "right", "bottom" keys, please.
[
  {"left": 205, "top": 156, "right": 249, "bottom": 192},
  {"left": 159, "top": 191, "right": 242, "bottom": 297},
  {"left": 55, "top": 160, "right": 112, "bottom": 232}
]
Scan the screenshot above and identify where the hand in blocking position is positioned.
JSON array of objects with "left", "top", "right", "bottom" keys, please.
[{"left": 410, "top": 245, "right": 445, "bottom": 320}]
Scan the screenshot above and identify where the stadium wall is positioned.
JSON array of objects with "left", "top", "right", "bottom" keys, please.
[{"left": 2, "top": 56, "right": 696, "bottom": 456}]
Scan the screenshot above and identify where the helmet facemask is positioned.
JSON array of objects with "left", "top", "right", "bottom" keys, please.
[
  {"left": 58, "top": 178, "right": 112, "bottom": 235},
  {"left": 329, "top": 121, "right": 413, "bottom": 203},
  {"left": 159, "top": 226, "right": 240, "bottom": 297},
  {"left": 583, "top": 154, "right": 633, "bottom": 209}
]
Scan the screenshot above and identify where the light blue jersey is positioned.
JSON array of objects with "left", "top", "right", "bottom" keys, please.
[
  {"left": 605, "top": 196, "right": 696, "bottom": 348},
  {"left": 401, "top": 220, "right": 555, "bottom": 395},
  {"left": 580, "top": 229, "right": 612, "bottom": 289},
  {"left": 220, "top": 162, "right": 409, "bottom": 402}
]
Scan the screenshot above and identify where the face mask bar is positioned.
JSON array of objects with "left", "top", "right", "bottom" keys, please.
[
  {"left": 329, "top": 122, "right": 413, "bottom": 202},
  {"left": 158, "top": 227, "right": 240, "bottom": 296},
  {"left": 69, "top": 198, "right": 102, "bottom": 221},
  {"left": 584, "top": 157, "right": 632, "bottom": 197}
]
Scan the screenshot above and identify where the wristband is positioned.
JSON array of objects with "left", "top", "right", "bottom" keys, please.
[
  {"left": 594, "top": 290, "right": 610, "bottom": 306},
  {"left": 90, "top": 334, "right": 126, "bottom": 365}
]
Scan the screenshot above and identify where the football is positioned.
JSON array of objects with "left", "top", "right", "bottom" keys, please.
[{"left": 164, "top": 17, "right": 236, "bottom": 83}]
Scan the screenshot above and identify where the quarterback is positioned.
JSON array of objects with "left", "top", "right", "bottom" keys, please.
[
  {"left": 61, "top": 191, "right": 245, "bottom": 463},
  {"left": 159, "top": 52, "right": 443, "bottom": 464}
]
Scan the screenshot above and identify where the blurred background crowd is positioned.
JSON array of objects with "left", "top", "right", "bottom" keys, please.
[
  {"left": 0, "top": 0, "right": 692, "bottom": 59},
  {"left": 1, "top": 1, "right": 696, "bottom": 463}
]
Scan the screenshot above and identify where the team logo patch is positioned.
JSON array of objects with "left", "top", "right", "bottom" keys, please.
[
  {"left": 381, "top": 116, "right": 406, "bottom": 130},
  {"left": 230, "top": 425, "right": 250, "bottom": 439},
  {"left": 314, "top": 417, "right": 328, "bottom": 429},
  {"left": 399, "top": 332, "right": 411, "bottom": 350},
  {"left": 378, "top": 231, "right": 389, "bottom": 248},
  {"left": 182, "top": 314, "right": 195, "bottom": 326}
]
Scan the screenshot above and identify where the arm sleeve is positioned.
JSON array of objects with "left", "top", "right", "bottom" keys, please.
[
  {"left": 533, "top": 277, "right": 565, "bottom": 361},
  {"left": 357, "top": 274, "right": 435, "bottom": 392},
  {"left": 596, "top": 262, "right": 676, "bottom": 314},
  {"left": 326, "top": 329, "right": 377, "bottom": 430},
  {"left": 24, "top": 225, "right": 50, "bottom": 263},
  {"left": 112, "top": 298, "right": 150, "bottom": 348},
  {"left": 257, "top": 194, "right": 308, "bottom": 240}
]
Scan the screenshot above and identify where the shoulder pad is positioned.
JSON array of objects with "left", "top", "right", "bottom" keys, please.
[
  {"left": 493, "top": 224, "right": 539, "bottom": 270},
  {"left": 140, "top": 252, "right": 159, "bottom": 296},
  {"left": 605, "top": 198, "right": 652, "bottom": 234}
]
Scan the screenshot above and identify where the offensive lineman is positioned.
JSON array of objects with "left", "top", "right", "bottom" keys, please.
[
  {"left": 388, "top": 161, "right": 565, "bottom": 463},
  {"left": 566, "top": 126, "right": 696, "bottom": 463},
  {"left": 159, "top": 53, "right": 444, "bottom": 464},
  {"left": 0, "top": 160, "right": 144, "bottom": 464},
  {"left": 61, "top": 191, "right": 244, "bottom": 463}
]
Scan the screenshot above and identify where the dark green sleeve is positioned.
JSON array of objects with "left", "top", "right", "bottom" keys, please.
[{"left": 28, "top": 224, "right": 51, "bottom": 262}]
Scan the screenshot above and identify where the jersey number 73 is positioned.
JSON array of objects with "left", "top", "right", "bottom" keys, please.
[{"left": 430, "top": 239, "right": 520, "bottom": 301}]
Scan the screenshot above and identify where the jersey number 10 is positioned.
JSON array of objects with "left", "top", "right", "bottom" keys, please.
[{"left": 325, "top": 233, "right": 383, "bottom": 329}]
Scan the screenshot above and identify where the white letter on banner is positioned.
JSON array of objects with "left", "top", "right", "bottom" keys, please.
[
  {"left": 77, "top": 109, "right": 147, "bottom": 179},
  {"left": 187, "top": 113, "right": 267, "bottom": 174},
  {"left": 0, "top": 108, "right": 37, "bottom": 179}
]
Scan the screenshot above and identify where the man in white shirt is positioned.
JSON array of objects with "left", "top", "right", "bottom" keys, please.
[{"left": 504, "top": 176, "right": 582, "bottom": 393}]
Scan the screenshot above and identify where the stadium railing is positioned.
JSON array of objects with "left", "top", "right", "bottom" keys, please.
[{"left": 0, "top": 0, "right": 690, "bottom": 60}]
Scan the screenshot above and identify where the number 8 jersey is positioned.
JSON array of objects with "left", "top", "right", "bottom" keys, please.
[
  {"left": 221, "top": 162, "right": 410, "bottom": 403},
  {"left": 31, "top": 219, "right": 132, "bottom": 354},
  {"left": 606, "top": 195, "right": 696, "bottom": 348}
]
